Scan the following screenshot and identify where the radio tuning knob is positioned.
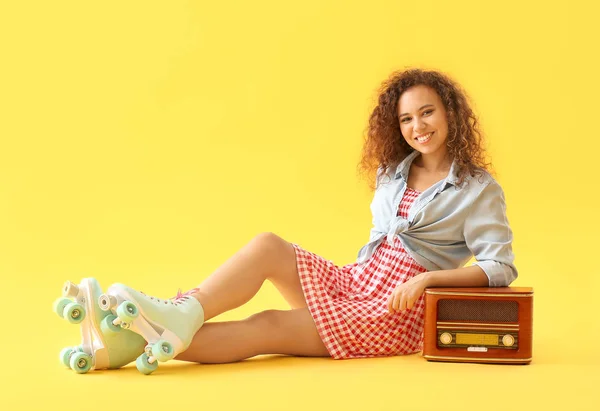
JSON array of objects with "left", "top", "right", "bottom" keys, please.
[
  {"left": 440, "top": 332, "right": 453, "bottom": 345},
  {"left": 502, "top": 334, "right": 515, "bottom": 347}
]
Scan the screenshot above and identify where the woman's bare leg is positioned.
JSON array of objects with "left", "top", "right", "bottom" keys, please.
[
  {"left": 191, "top": 232, "right": 307, "bottom": 321},
  {"left": 175, "top": 232, "right": 329, "bottom": 363},
  {"left": 176, "top": 308, "right": 330, "bottom": 363}
]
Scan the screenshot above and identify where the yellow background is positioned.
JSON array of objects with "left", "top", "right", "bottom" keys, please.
[{"left": 1, "top": 0, "right": 598, "bottom": 410}]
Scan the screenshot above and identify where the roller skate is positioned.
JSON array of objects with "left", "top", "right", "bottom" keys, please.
[
  {"left": 98, "top": 284, "right": 204, "bottom": 375},
  {"left": 52, "top": 278, "right": 146, "bottom": 373}
]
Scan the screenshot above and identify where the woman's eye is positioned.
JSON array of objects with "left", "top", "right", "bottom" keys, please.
[{"left": 401, "top": 110, "right": 432, "bottom": 123}]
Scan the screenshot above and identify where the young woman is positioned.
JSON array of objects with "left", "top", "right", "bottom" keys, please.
[{"left": 98, "top": 68, "right": 517, "bottom": 372}]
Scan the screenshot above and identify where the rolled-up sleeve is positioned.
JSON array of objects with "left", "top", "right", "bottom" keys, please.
[{"left": 463, "top": 180, "right": 518, "bottom": 286}]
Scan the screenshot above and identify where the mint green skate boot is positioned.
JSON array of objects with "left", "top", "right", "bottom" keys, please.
[
  {"left": 52, "top": 278, "right": 146, "bottom": 373},
  {"left": 98, "top": 284, "right": 205, "bottom": 375}
]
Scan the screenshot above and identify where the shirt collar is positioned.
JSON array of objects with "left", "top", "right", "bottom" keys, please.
[{"left": 394, "top": 150, "right": 460, "bottom": 187}]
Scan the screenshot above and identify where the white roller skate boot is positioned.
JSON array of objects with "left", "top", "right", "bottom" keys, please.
[
  {"left": 98, "top": 284, "right": 205, "bottom": 375},
  {"left": 52, "top": 278, "right": 146, "bottom": 373}
]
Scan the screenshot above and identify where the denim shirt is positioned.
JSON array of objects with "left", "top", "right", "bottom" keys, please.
[{"left": 356, "top": 150, "right": 518, "bottom": 287}]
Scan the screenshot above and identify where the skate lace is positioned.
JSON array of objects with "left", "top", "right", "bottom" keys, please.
[
  {"left": 171, "top": 288, "right": 200, "bottom": 306},
  {"left": 139, "top": 287, "right": 200, "bottom": 306}
]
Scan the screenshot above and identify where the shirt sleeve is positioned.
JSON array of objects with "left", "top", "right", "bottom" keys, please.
[{"left": 463, "top": 180, "right": 518, "bottom": 287}]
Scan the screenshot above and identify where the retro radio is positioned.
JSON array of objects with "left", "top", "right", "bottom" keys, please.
[{"left": 423, "top": 287, "right": 533, "bottom": 364}]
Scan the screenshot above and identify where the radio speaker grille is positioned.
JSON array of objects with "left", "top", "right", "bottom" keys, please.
[{"left": 437, "top": 299, "right": 518, "bottom": 322}]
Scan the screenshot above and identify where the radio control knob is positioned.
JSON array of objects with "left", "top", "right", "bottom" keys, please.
[
  {"left": 502, "top": 334, "right": 515, "bottom": 347},
  {"left": 440, "top": 332, "right": 453, "bottom": 345}
]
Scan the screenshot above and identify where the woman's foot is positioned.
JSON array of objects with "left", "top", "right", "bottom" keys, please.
[{"left": 98, "top": 283, "right": 205, "bottom": 375}]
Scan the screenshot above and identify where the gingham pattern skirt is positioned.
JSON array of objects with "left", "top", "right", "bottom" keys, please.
[{"left": 292, "top": 187, "right": 428, "bottom": 359}]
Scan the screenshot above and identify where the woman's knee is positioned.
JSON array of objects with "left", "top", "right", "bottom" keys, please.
[
  {"left": 247, "top": 309, "right": 330, "bottom": 357},
  {"left": 247, "top": 309, "right": 284, "bottom": 330},
  {"left": 248, "top": 233, "right": 304, "bottom": 307},
  {"left": 249, "top": 232, "right": 296, "bottom": 271},
  {"left": 249, "top": 232, "right": 289, "bottom": 254},
  {"left": 247, "top": 309, "right": 299, "bottom": 347}
]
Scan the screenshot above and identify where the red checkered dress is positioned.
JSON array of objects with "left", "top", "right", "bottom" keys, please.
[{"left": 292, "top": 187, "right": 428, "bottom": 359}]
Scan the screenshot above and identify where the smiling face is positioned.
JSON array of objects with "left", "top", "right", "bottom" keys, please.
[{"left": 397, "top": 85, "right": 449, "bottom": 159}]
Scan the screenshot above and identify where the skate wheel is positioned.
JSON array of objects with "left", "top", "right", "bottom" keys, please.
[
  {"left": 62, "top": 281, "right": 80, "bottom": 298},
  {"left": 69, "top": 351, "right": 93, "bottom": 374},
  {"left": 135, "top": 353, "right": 158, "bottom": 375},
  {"left": 98, "top": 293, "right": 117, "bottom": 311},
  {"left": 53, "top": 298, "right": 71, "bottom": 318},
  {"left": 116, "top": 301, "right": 139, "bottom": 323},
  {"left": 100, "top": 315, "right": 121, "bottom": 334},
  {"left": 63, "top": 302, "right": 86, "bottom": 324},
  {"left": 59, "top": 347, "right": 74, "bottom": 367},
  {"left": 152, "top": 340, "right": 174, "bottom": 362}
]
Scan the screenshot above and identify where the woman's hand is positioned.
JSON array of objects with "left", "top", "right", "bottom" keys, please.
[{"left": 387, "top": 273, "right": 430, "bottom": 313}]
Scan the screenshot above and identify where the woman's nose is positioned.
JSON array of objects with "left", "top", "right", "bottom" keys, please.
[{"left": 413, "top": 117, "right": 427, "bottom": 132}]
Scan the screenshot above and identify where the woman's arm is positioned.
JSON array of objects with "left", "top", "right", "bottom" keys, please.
[
  {"left": 388, "top": 266, "right": 489, "bottom": 312},
  {"left": 423, "top": 265, "right": 489, "bottom": 288},
  {"left": 388, "top": 178, "right": 518, "bottom": 312}
]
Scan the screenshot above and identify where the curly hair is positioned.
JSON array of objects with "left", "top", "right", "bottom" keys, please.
[{"left": 357, "top": 68, "right": 494, "bottom": 191}]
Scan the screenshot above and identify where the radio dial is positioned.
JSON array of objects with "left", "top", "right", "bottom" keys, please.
[
  {"left": 440, "top": 332, "right": 453, "bottom": 345},
  {"left": 502, "top": 334, "right": 515, "bottom": 347}
]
